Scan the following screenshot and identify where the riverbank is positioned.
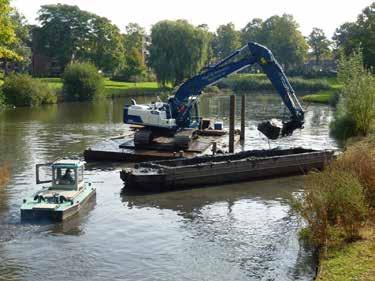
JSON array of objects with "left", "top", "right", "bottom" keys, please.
[
  {"left": 316, "top": 224, "right": 375, "bottom": 280},
  {"left": 301, "top": 77, "right": 342, "bottom": 104},
  {"left": 217, "top": 73, "right": 336, "bottom": 93},
  {"left": 38, "top": 77, "right": 165, "bottom": 96},
  {"left": 297, "top": 137, "right": 375, "bottom": 281}
]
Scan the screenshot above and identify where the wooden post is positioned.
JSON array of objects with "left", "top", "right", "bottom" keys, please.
[
  {"left": 240, "top": 94, "right": 245, "bottom": 142},
  {"left": 229, "top": 95, "right": 235, "bottom": 153}
]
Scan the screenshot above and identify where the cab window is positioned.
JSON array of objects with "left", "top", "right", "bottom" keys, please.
[{"left": 54, "top": 167, "right": 76, "bottom": 185}]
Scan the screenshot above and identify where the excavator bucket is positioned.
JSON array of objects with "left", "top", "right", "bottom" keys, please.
[{"left": 257, "top": 119, "right": 303, "bottom": 140}]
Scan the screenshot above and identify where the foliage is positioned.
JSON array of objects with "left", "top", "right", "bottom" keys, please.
[
  {"left": 117, "top": 23, "right": 147, "bottom": 81},
  {"left": 295, "top": 167, "right": 367, "bottom": 247},
  {"left": 0, "top": 0, "right": 21, "bottom": 61},
  {"left": 307, "top": 28, "right": 331, "bottom": 64},
  {"left": 294, "top": 138, "right": 375, "bottom": 248},
  {"left": 62, "top": 63, "right": 104, "bottom": 101},
  {"left": 4, "top": 75, "right": 55, "bottom": 106},
  {"left": 333, "top": 2, "right": 375, "bottom": 68},
  {"left": 149, "top": 20, "right": 211, "bottom": 86},
  {"left": 217, "top": 74, "right": 331, "bottom": 92},
  {"left": 212, "top": 22, "right": 241, "bottom": 59},
  {"left": 240, "top": 14, "right": 308, "bottom": 70},
  {"left": 330, "top": 50, "right": 375, "bottom": 140},
  {"left": 2, "top": 73, "right": 56, "bottom": 106},
  {"left": 333, "top": 138, "right": 375, "bottom": 208},
  {"left": 0, "top": 87, "right": 5, "bottom": 108},
  {"left": 36, "top": 4, "right": 125, "bottom": 73}
]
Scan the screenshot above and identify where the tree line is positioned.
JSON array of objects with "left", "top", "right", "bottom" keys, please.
[{"left": 1, "top": 1, "right": 375, "bottom": 86}]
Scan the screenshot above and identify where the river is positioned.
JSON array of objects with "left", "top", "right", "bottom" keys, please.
[{"left": 0, "top": 93, "right": 337, "bottom": 281}]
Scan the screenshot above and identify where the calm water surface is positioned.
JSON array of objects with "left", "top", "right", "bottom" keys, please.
[{"left": 0, "top": 93, "right": 337, "bottom": 281}]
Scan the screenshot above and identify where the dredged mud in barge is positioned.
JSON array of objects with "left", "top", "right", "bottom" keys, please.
[{"left": 120, "top": 148, "right": 335, "bottom": 192}]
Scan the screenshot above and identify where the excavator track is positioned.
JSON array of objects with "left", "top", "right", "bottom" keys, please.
[
  {"left": 134, "top": 129, "right": 153, "bottom": 147},
  {"left": 173, "top": 129, "right": 196, "bottom": 150}
]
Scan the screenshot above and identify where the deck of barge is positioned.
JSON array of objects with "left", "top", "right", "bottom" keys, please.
[{"left": 84, "top": 132, "right": 240, "bottom": 162}]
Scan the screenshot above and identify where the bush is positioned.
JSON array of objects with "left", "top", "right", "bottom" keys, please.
[
  {"left": 333, "top": 138, "right": 375, "bottom": 208},
  {"left": 298, "top": 168, "right": 367, "bottom": 246},
  {"left": 332, "top": 50, "right": 375, "bottom": 140},
  {"left": 294, "top": 138, "right": 375, "bottom": 247},
  {"left": 2, "top": 74, "right": 57, "bottom": 107},
  {"left": 217, "top": 74, "right": 331, "bottom": 92},
  {"left": 62, "top": 63, "right": 104, "bottom": 101}
]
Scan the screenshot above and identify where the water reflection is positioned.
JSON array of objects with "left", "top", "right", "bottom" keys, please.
[{"left": 0, "top": 93, "right": 336, "bottom": 281}]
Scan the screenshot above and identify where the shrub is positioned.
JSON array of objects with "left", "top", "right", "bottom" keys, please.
[
  {"left": 62, "top": 63, "right": 104, "bottom": 101},
  {"left": 332, "top": 50, "right": 375, "bottom": 140},
  {"left": 298, "top": 168, "right": 367, "bottom": 246},
  {"left": 333, "top": 138, "right": 375, "bottom": 208},
  {"left": 2, "top": 74, "right": 57, "bottom": 107}
]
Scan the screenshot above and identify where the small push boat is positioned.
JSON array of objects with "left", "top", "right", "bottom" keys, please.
[
  {"left": 120, "top": 148, "right": 335, "bottom": 192},
  {"left": 21, "top": 159, "right": 96, "bottom": 222}
]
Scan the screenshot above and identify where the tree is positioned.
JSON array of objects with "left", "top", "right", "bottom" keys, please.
[
  {"left": 0, "top": 0, "right": 22, "bottom": 64},
  {"left": 240, "top": 15, "right": 308, "bottom": 70},
  {"left": 36, "top": 4, "right": 125, "bottom": 74},
  {"left": 259, "top": 15, "right": 308, "bottom": 70},
  {"left": 87, "top": 16, "right": 125, "bottom": 73},
  {"left": 149, "top": 20, "right": 210, "bottom": 85},
  {"left": 8, "top": 10, "right": 31, "bottom": 72},
  {"left": 333, "top": 3, "right": 375, "bottom": 68},
  {"left": 308, "top": 28, "right": 331, "bottom": 64},
  {"left": 120, "top": 23, "right": 147, "bottom": 79},
  {"left": 241, "top": 18, "right": 263, "bottom": 44},
  {"left": 212, "top": 23, "right": 241, "bottom": 59}
]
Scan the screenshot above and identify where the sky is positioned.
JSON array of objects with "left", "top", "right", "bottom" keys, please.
[{"left": 12, "top": 0, "right": 375, "bottom": 37}]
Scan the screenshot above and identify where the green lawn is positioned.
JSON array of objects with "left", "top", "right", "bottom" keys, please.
[
  {"left": 317, "top": 226, "right": 375, "bottom": 281},
  {"left": 302, "top": 91, "right": 335, "bottom": 104},
  {"left": 38, "top": 77, "right": 164, "bottom": 96},
  {"left": 302, "top": 77, "right": 342, "bottom": 104}
]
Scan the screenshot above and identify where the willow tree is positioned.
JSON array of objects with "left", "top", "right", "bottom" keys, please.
[{"left": 149, "top": 20, "right": 211, "bottom": 86}]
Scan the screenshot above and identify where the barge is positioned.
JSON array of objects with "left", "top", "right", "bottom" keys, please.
[
  {"left": 120, "top": 148, "right": 335, "bottom": 192},
  {"left": 21, "top": 159, "right": 96, "bottom": 222}
]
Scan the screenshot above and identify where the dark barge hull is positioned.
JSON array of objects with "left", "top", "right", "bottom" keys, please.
[{"left": 120, "top": 148, "right": 335, "bottom": 192}]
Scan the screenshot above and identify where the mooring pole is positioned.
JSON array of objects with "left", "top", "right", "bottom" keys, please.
[
  {"left": 240, "top": 94, "right": 245, "bottom": 143},
  {"left": 229, "top": 95, "right": 235, "bottom": 153}
]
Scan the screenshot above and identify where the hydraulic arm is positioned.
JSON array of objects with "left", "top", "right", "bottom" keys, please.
[{"left": 124, "top": 42, "right": 304, "bottom": 143}]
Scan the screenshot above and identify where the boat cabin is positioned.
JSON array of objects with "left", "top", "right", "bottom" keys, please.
[{"left": 36, "top": 159, "right": 85, "bottom": 191}]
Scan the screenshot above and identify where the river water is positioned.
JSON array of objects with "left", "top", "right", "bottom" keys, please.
[{"left": 0, "top": 93, "right": 337, "bottom": 281}]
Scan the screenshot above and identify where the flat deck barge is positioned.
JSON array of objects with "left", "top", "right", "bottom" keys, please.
[
  {"left": 120, "top": 148, "right": 335, "bottom": 192},
  {"left": 84, "top": 131, "right": 239, "bottom": 162}
]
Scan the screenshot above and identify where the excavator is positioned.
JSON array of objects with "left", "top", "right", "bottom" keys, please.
[{"left": 123, "top": 42, "right": 304, "bottom": 149}]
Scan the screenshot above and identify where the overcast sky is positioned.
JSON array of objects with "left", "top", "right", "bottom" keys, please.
[{"left": 12, "top": 0, "right": 374, "bottom": 37}]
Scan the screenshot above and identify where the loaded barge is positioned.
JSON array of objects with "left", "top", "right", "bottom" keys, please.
[{"left": 120, "top": 148, "right": 335, "bottom": 192}]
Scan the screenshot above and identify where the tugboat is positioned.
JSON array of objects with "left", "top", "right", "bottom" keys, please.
[{"left": 21, "top": 159, "right": 96, "bottom": 222}]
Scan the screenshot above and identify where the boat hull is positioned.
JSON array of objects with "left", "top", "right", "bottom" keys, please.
[
  {"left": 120, "top": 148, "right": 335, "bottom": 192},
  {"left": 21, "top": 188, "right": 96, "bottom": 222}
]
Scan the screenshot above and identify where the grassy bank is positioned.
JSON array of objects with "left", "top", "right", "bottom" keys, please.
[
  {"left": 218, "top": 73, "right": 335, "bottom": 93},
  {"left": 295, "top": 137, "right": 375, "bottom": 281},
  {"left": 301, "top": 77, "right": 342, "bottom": 104},
  {"left": 38, "top": 78, "right": 164, "bottom": 96},
  {"left": 317, "top": 225, "right": 375, "bottom": 281}
]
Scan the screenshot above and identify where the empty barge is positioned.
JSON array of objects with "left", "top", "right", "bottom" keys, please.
[{"left": 120, "top": 148, "right": 335, "bottom": 192}]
